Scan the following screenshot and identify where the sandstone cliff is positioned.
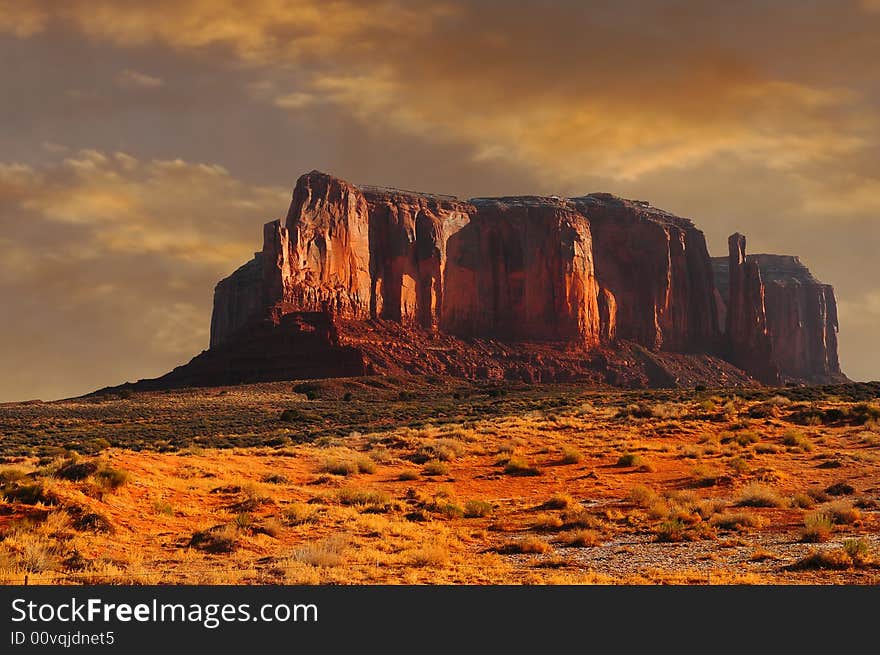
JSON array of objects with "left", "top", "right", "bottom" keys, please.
[
  {"left": 442, "top": 197, "right": 600, "bottom": 344},
  {"left": 713, "top": 244, "right": 844, "bottom": 384},
  {"left": 197, "top": 170, "right": 846, "bottom": 389},
  {"left": 570, "top": 194, "right": 720, "bottom": 352}
]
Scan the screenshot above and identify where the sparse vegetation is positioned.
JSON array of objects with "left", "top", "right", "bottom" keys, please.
[
  {"left": 801, "top": 512, "right": 834, "bottom": 543},
  {"left": 736, "top": 483, "right": 785, "bottom": 508},
  {"left": 2, "top": 377, "right": 879, "bottom": 584},
  {"left": 503, "top": 457, "right": 541, "bottom": 476}
]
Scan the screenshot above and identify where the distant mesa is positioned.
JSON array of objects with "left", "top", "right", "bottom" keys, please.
[{"left": 108, "top": 170, "right": 847, "bottom": 393}]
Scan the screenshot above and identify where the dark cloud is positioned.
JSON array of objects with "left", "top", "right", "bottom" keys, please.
[{"left": 0, "top": 1, "right": 878, "bottom": 399}]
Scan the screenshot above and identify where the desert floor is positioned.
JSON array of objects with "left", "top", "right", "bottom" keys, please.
[{"left": 1, "top": 377, "right": 879, "bottom": 584}]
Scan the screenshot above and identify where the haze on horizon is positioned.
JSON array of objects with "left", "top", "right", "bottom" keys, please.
[{"left": 1, "top": 0, "right": 879, "bottom": 402}]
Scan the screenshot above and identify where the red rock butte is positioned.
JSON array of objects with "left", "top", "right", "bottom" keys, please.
[{"left": 120, "top": 170, "right": 848, "bottom": 392}]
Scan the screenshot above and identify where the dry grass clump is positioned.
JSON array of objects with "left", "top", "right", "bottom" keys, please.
[
  {"left": 407, "top": 543, "right": 450, "bottom": 567},
  {"left": 336, "top": 487, "right": 392, "bottom": 510},
  {"left": 560, "top": 446, "right": 584, "bottom": 465},
  {"left": 542, "top": 493, "right": 575, "bottom": 510},
  {"left": 628, "top": 485, "right": 659, "bottom": 507},
  {"left": 319, "top": 453, "right": 376, "bottom": 476},
  {"left": 559, "top": 529, "right": 601, "bottom": 547},
  {"left": 709, "top": 511, "right": 768, "bottom": 531},
  {"left": 788, "top": 544, "right": 873, "bottom": 571},
  {"left": 397, "top": 469, "right": 420, "bottom": 481},
  {"left": 616, "top": 453, "right": 645, "bottom": 468},
  {"left": 291, "top": 536, "right": 348, "bottom": 568},
  {"left": 800, "top": 511, "right": 834, "bottom": 543},
  {"left": 790, "top": 493, "right": 816, "bottom": 509},
  {"left": 422, "top": 460, "right": 449, "bottom": 476},
  {"left": 503, "top": 457, "right": 541, "bottom": 476},
  {"left": 94, "top": 464, "right": 129, "bottom": 490},
  {"left": 735, "top": 483, "right": 785, "bottom": 508},
  {"left": 498, "top": 536, "right": 552, "bottom": 554},
  {"left": 415, "top": 438, "right": 465, "bottom": 463},
  {"left": 463, "top": 500, "right": 494, "bottom": 518},
  {"left": 824, "top": 500, "right": 861, "bottom": 525},
  {"left": 560, "top": 508, "right": 602, "bottom": 530},
  {"left": 282, "top": 502, "right": 319, "bottom": 526},
  {"left": 189, "top": 524, "right": 239, "bottom": 554},
  {"left": 781, "top": 429, "right": 813, "bottom": 452},
  {"left": 531, "top": 513, "right": 564, "bottom": 531}
]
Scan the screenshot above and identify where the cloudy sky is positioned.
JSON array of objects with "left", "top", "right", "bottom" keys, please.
[{"left": 1, "top": 0, "right": 879, "bottom": 401}]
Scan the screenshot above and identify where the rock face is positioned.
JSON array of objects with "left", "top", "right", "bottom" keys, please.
[
  {"left": 194, "top": 170, "right": 848, "bottom": 389},
  {"left": 571, "top": 194, "right": 720, "bottom": 352},
  {"left": 442, "top": 197, "right": 600, "bottom": 344},
  {"left": 717, "top": 234, "right": 781, "bottom": 385},
  {"left": 209, "top": 254, "right": 263, "bottom": 349},
  {"left": 713, "top": 243, "right": 844, "bottom": 384}
]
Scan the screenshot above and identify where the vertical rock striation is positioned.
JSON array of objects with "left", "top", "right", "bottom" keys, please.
[
  {"left": 442, "top": 197, "right": 600, "bottom": 344},
  {"left": 570, "top": 194, "right": 720, "bottom": 352}
]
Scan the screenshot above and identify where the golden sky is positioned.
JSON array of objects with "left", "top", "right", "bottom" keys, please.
[{"left": 1, "top": 0, "right": 879, "bottom": 400}]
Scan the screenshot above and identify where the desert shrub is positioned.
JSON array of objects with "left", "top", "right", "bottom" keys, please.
[
  {"left": 825, "top": 481, "right": 855, "bottom": 496},
  {"left": 498, "top": 537, "right": 552, "bottom": 554},
  {"left": 709, "top": 511, "right": 767, "bottom": 531},
  {"left": 282, "top": 503, "right": 318, "bottom": 526},
  {"left": 694, "top": 498, "right": 727, "bottom": 520},
  {"left": 422, "top": 460, "right": 449, "bottom": 476},
  {"left": 728, "top": 457, "right": 751, "bottom": 475},
  {"left": 532, "top": 513, "right": 564, "bottom": 531},
  {"left": 800, "top": 511, "right": 834, "bottom": 543},
  {"left": 560, "top": 446, "right": 583, "bottom": 465},
  {"left": 736, "top": 483, "right": 784, "bottom": 508},
  {"left": 291, "top": 536, "right": 347, "bottom": 567},
  {"left": 790, "top": 493, "right": 815, "bottom": 509},
  {"left": 616, "top": 453, "right": 644, "bottom": 467},
  {"left": 0, "top": 467, "right": 27, "bottom": 483},
  {"left": 2, "top": 533, "right": 60, "bottom": 573},
  {"left": 54, "top": 460, "right": 99, "bottom": 481},
  {"left": 67, "top": 506, "right": 114, "bottom": 533},
  {"left": 560, "top": 509, "right": 602, "bottom": 530},
  {"left": 319, "top": 454, "right": 375, "bottom": 476},
  {"left": 782, "top": 429, "right": 813, "bottom": 451},
  {"left": 368, "top": 446, "right": 392, "bottom": 464},
  {"left": 463, "top": 500, "right": 494, "bottom": 518},
  {"left": 189, "top": 524, "right": 238, "bottom": 554},
  {"left": 2, "top": 482, "right": 54, "bottom": 505},
  {"left": 618, "top": 403, "right": 653, "bottom": 419},
  {"left": 336, "top": 488, "right": 391, "bottom": 510},
  {"left": 825, "top": 500, "right": 860, "bottom": 525},
  {"left": 843, "top": 538, "right": 872, "bottom": 563},
  {"left": 732, "top": 430, "right": 760, "bottom": 447},
  {"left": 263, "top": 474, "right": 289, "bottom": 484},
  {"left": 408, "top": 544, "right": 450, "bottom": 567},
  {"left": 233, "top": 512, "right": 253, "bottom": 530},
  {"left": 690, "top": 465, "right": 725, "bottom": 488},
  {"left": 415, "top": 438, "right": 465, "bottom": 463},
  {"left": 256, "top": 517, "right": 283, "bottom": 538},
  {"left": 94, "top": 465, "right": 128, "bottom": 490},
  {"left": 503, "top": 457, "right": 541, "bottom": 477},
  {"left": 789, "top": 548, "right": 852, "bottom": 571},
  {"left": 293, "top": 382, "right": 320, "bottom": 398},
  {"left": 397, "top": 469, "right": 420, "bottom": 481},
  {"left": 279, "top": 408, "right": 319, "bottom": 423},
  {"left": 850, "top": 402, "right": 880, "bottom": 425},
  {"left": 542, "top": 493, "right": 575, "bottom": 510},
  {"left": 152, "top": 501, "right": 174, "bottom": 516},
  {"left": 435, "top": 502, "right": 465, "bottom": 519},
  {"left": 76, "top": 438, "right": 112, "bottom": 455},
  {"left": 655, "top": 518, "right": 687, "bottom": 542},
  {"left": 559, "top": 529, "right": 601, "bottom": 547},
  {"left": 628, "top": 485, "right": 659, "bottom": 507}
]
